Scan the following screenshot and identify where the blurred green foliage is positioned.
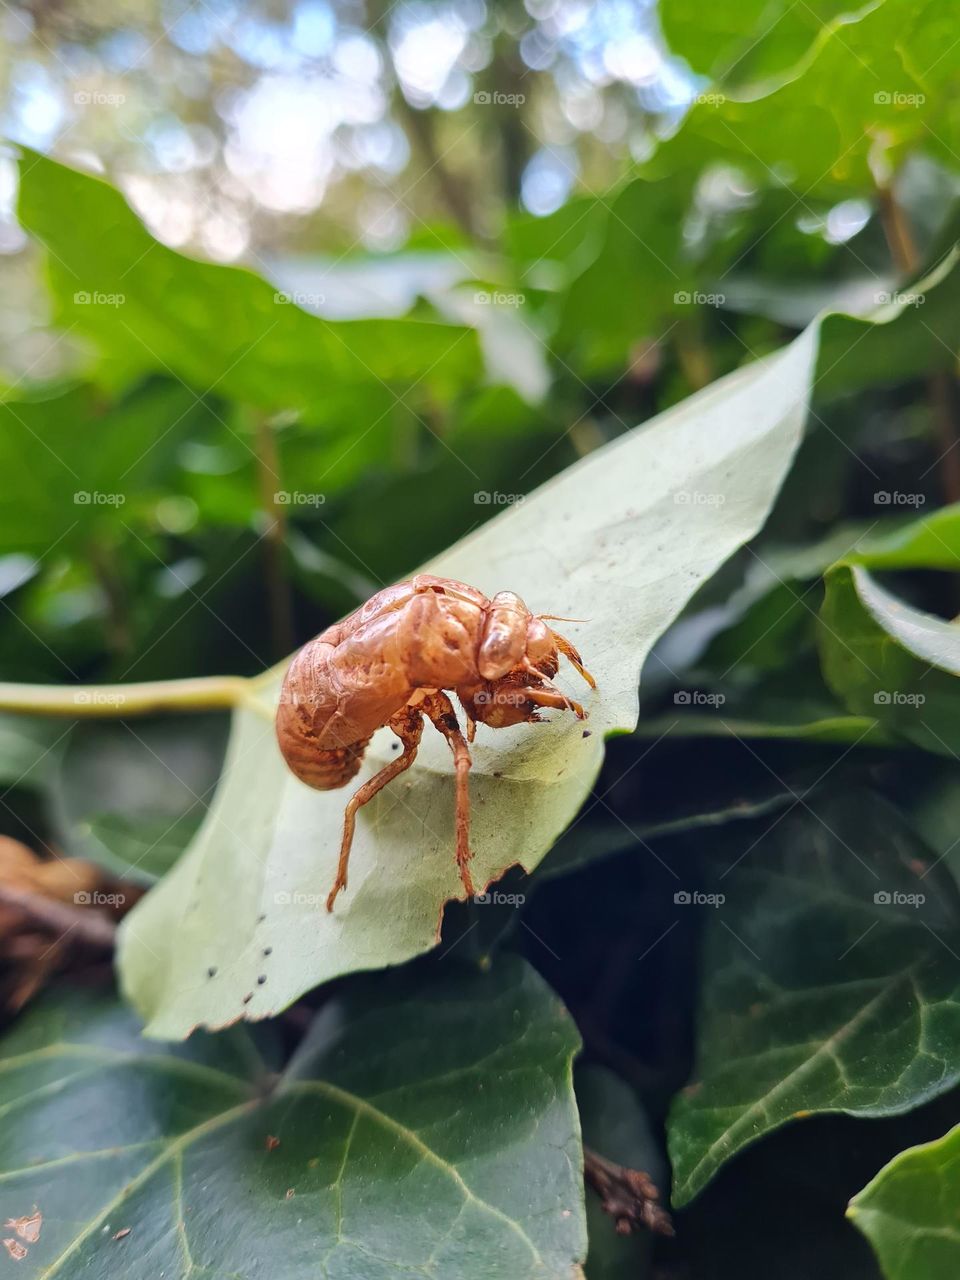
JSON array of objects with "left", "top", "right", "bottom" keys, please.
[{"left": 1, "top": 1, "right": 960, "bottom": 1276}]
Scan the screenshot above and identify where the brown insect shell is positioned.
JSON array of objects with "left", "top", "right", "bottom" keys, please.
[
  {"left": 476, "top": 590, "right": 530, "bottom": 680},
  {"left": 277, "top": 580, "right": 497, "bottom": 790}
]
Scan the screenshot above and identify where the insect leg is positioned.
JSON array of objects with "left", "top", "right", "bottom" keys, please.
[
  {"left": 464, "top": 708, "right": 477, "bottom": 743},
  {"left": 550, "top": 629, "right": 597, "bottom": 689},
  {"left": 523, "top": 684, "right": 586, "bottom": 719},
  {"left": 326, "top": 707, "right": 424, "bottom": 912},
  {"left": 421, "top": 691, "right": 475, "bottom": 898}
]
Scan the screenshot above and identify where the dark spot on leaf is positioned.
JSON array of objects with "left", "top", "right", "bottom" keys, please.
[
  {"left": 257, "top": 975, "right": 267, "bottom": 985},
  {"left": 207, "top": 967, "right": 217, "bottom": 978},
  {"left": 242, "top": 992, "right": 253, "bottom": 1004},
  {"left": 582, "top": 729, "right": 592, "bottom": 738},
  {"left": 263, "top": 947, "right": 272, "bottom": 956}
]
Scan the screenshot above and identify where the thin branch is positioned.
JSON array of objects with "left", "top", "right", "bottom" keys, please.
[
  {"left": 583, "top": 1146, "right": 675, "bottom": 1238},
  {"left": 875, "top": 182, "right": 919, "bottom": 275},
  {"left": 929, "top": 371, "right": 960, "bottom": 507},
  {"left": 876, "top": 180, "right": 960, "bottom": 505},
  {"left": 395, "top": 96, "right": 482, "bottom": 241},
  {"left": 89, "top": 541, "right": 133, "bottom": 657},
  {"left": 0, "top": 885, "right": 116, "bottom": 950},
  {"left": 254, "top": 412, "right": 295, "bottom": 659}
]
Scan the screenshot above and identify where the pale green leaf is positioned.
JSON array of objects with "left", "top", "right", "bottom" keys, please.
[
  {"left": 848, "top": 1122, "right": 960, "bottom": 1279},
  {"left": 118, "top": 322, "right": 822, "bottom": 1037}
]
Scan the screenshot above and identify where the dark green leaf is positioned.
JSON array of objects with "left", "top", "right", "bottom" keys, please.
[
  {"left": 668, "top": 791, "right": 960, "bottom": 1205},
  {"left": 0, "top": 958, "right": 585, "bottom": 1279}
]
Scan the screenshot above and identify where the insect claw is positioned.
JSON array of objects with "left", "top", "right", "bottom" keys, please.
[
  {"left": 525, "top": 686, "right": 585, "bottom": 718},
  {"left": 550, "top": 628, "right": 597, "bottom": 689}
]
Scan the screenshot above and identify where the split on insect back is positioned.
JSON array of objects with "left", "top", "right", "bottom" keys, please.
[{"left": 275, "top": 574, "right": 596, "bottom": 911}]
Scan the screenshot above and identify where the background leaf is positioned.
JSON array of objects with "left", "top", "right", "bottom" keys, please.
[
  {"left": 848, "top": 1122, "right": 960, "bottom": 1279},
  {"left": 668, "top": 789, "right": 960, "bottom": 1206},
  {"left": 16, "top": 150, "right": 483, "bottom": 416},
  {"left": 820, "top": 504, "right": 960, "bottom": 754},
  {"left": 0, "top": 957, "right": 585, "bottom": 1280}
]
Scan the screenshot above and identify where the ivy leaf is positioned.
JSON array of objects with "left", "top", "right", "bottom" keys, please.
[
  {"left": 848, "top": 1122, "right": 960, "bottom": 1279},
  {"left": 552, "top": 173, "right": 697, "bottom": 376},
  {"left": 657, "top": 0, "right": 960, "bottom": 194},
  {"left": 661, "top": 0, "right": 855, "bottom": 88},
  {"left": 0, "top": 713, "right": 66, "bottom": 789},
  {"left": 16, "top": 150, "right": 481, "bottom": 415},
  {"left": 118, "top": 319, "right": 822, "bottom": 1037},
  {"left": 0, "top": 958, "right": 585, "bottom": 1280},
  {"left": 667, "top": 790, "right": 960, "bottom": 1206},
  {"left": 820, "top": 505, "right": 960, "bottom": 755}
]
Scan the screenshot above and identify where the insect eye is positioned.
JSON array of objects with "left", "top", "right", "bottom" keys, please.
[{"left": 478, "top": 607, "right": 526, "bottom": 679}]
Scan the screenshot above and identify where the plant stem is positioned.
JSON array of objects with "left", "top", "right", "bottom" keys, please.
[
  {"left": 875, "top": 181, "right": 919, "bottom": 275},
  {"left": 582, "top": 1147, "right": 675, "bottom": 1238},
  {"left": 0, "top": 675, "right": 253, "bottom": 718},
  {"left": 89, "top": 541, "right": 133, "bottom": 657},
  {"left": 0, "top": 884, "right": 116, "bottom": 949},
  {"left": 876, "top": 179, "right": 960, "bottom": 504},
  {"left": 395, "top": 96, "right": 482, "bottom": 241},
  {"left": 255, "top": 411, "right": 295, "bottom": 660}
]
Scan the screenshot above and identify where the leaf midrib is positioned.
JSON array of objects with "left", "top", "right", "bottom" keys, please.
[
  {"left": 677, "top": 971, "right": 910, "bottom": 1200},
  {"left": 17, "top": 1052, "right": 548, "bottom": 1277},
  {"left": 282, "top": 1078, "right": 546, "bottom": 1268},
  {"left": 35, "top": 1098, "right": 257, "bottom": 1280}
]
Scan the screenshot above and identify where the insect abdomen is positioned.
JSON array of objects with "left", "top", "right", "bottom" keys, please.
[
  {"left": 279, "top": 733, "right": 372, "bottom": 790},
  {"left": 277, "top": 618, "right": 409, "bottom": 792}
]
